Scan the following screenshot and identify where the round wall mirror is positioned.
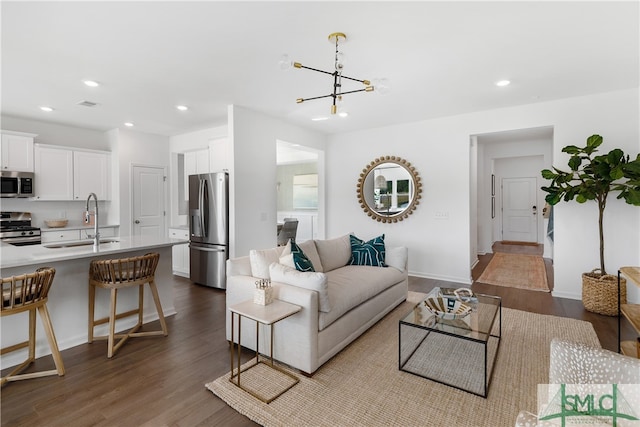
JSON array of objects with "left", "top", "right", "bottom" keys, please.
[{"left": 356, "top": 156, "right": 422, "bottom": 223}]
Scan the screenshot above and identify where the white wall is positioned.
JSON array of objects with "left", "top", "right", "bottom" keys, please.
[
  {"left": 326, "top": 88, "right": 640, "bottom": 301},
  {"left": 228, "top": 105, "right": 326, "bottom": 258}
]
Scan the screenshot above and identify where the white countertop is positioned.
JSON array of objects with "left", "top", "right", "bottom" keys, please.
[{"left": 0, "top": 235, "right": 184, "bottom": 269}]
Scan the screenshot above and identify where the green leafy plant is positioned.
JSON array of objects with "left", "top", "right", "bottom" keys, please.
[{"left": 541, "top": 134, "right": 640, "bottom": 274}]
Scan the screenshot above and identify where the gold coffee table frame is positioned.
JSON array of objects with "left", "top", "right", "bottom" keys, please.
[{"left": 229, "top": 299, "right": 301, "bottom": 403}]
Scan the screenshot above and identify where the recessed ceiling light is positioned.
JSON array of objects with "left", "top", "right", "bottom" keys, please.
[
  {"left": 338, "top": 112, "right": 349, "bottom": 118},
  {"left": 124, "top": 122, "right": 134, "bottom": 127},
  {"left": 311, "top": 117, "right": 329, "bottom": 121},
  {"left": 176, "top": 105, "right": 188, "bottom": 111},
  {"left": 83, "top": 80, "right": 100, "bottom": 87},
  {"left": 39, "top": 106, "right": 54, "bottom": 112},
  {"left": 495, "top": 80, "right": 511, "bottom": 87}
]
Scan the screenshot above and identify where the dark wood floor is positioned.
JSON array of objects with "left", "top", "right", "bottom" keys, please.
[{"left": 1, "top": 244, "right": 625, "bottom": 426}]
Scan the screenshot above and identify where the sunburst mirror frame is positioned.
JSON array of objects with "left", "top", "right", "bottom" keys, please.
[{"left": 356, "top": 155, "right": 422, "bottom": 223}]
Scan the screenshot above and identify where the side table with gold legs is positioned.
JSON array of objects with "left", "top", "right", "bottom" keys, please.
[{"left": 229, "top": 299, "right": 301, "bottom": 403}]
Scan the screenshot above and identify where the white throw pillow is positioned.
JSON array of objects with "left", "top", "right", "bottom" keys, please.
[
  {"left": 385, "top": 246, "right": 408, "bottom": 272},
  {"left": 249, "top": 246, "right": 285, "bottom": 279},
  {"left": 314, "top": 234, "right": 351, "bottom": 272},
  {"left": 269, "top": 262, "right": 331, "bottom": 313}
]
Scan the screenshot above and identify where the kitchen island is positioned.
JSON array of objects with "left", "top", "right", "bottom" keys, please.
[{"left": 1, "top": 235, "right": 185, "bottom": 368}]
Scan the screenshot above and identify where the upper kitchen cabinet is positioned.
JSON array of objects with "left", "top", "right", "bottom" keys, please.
[
  {"left": 34, "top": 145, "right": 73, "bottom": 200},
  {"left": 1, "top": 130, "right": 37, "bottom": 172},
  {"left": 209, "top": 137, "right": 228, "bottom": 172},
  {"left": 73, "top": 150, "right": 110, "bottom": 200},
  {"left": 34, "top": 144, "right": 111, "bottom": 201},
  {"left": 184, "top": 148, "right": 210, "bottom": 176}
]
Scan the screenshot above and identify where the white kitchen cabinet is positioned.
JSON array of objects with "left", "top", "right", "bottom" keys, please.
[
  {"left": 34, "top": 145, "right": 74, "bottom": 200},
  {"left": 1, "top": 131, "right": 36, "bottom": 172},
  {"left": 73, "top": 150, "right": 110, "bottom": 200},
  {"left": 209, "top": 137, "right": 228, "bottom": 172},
  {"left": 184, "top": 148, "right": 209, "bottom": 196},
  {"left": 169, "top": 227, "right": 189, "bottom": 277},
  {"left": 41, "top": 229, "right": 81, "bottom": 243},
  {"left": 33, "top": 144, "right": 110, "bottom": 201}
]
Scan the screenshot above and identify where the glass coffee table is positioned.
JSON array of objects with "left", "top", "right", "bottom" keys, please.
[{"left": 399, "top": 291, "right": 501, "bottom": 397}]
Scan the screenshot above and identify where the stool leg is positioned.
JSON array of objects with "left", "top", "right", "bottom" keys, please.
[
  {"left": 88, "top": 283, "right": 96, "bottom": 343},
  {"left": 38, "top": 304, "right": 65, "bottom": 376},
  {"left": 148, "top": 280, "right": 168, "bottom": 336},
  {"left": 28, "top": 308, "right": 37, "bottom": 363},
  {"left": 108, "top": 288, "right": 118, "bottom": 358},
  {"left": 138, "top": 283, "right": 144, "bottom": 328}
]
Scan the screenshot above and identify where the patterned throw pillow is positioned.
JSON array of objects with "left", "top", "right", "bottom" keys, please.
[
  {"left": 280, "top": 240, "right": 316, "bottom": 272},
  {"left": 349, "top": 234, "right": 386, "bottom": 267}
]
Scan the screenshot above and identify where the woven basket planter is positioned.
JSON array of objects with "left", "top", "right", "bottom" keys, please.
[{"left": 582, "top": 269, "right": 627, "bottom": 316}]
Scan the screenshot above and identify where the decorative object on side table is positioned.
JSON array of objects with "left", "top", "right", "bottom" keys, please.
[
  {"left": 541, "top": 134, "right": 640, "bottom": 316},
  {"left": 254, "top": 278, "right": 273, "bottom": 305}
]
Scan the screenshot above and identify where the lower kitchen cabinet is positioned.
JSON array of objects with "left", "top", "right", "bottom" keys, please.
[{"left": 169, "top": 227, "right": 189, "bottom": 278}]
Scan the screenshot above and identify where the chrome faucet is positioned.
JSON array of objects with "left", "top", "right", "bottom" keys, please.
[{"left": 85, "top": 192, "right": 100, "bottom": 249}]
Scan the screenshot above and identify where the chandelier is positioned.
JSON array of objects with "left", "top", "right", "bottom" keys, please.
[{"left": 281, "top": 32, "right": 386, "bottom": 115}]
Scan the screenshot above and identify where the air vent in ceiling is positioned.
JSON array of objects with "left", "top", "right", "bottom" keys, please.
[{"left": 77, "top": 100, "right": 99, "bottom": 107}]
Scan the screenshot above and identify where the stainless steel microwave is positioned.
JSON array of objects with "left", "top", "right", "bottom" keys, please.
[{"left": 1, "top": 171, "right": 34, "bottom": 197}]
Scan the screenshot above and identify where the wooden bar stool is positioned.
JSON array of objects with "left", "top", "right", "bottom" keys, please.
[
  {"left": 1, "top": 267, "right": 65, "bottom": 386},
  {"left": 88, "top": 252, "right": 168, "bottom": 358}
]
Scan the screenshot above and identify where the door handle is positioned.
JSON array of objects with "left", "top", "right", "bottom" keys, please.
[
  {"left": 134, "top": 219, "right": 140, "bottom": 224},
  {"left": 532, "top": 205, "right": 537, "bottom": 215},
  {"left": 189, "top": 244, "right": 225, "bottom": 252}
]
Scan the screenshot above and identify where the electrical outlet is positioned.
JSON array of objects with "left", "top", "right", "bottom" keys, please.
[{"left": 435, "top": 211, "right": 449, "bottom": 219}]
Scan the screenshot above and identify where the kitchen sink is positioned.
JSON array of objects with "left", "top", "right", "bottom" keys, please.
[{"left": 44, "top": 239, "right": 119, "bottom": 249}]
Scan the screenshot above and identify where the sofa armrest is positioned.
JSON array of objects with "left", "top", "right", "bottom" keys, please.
[
  {"left": 549, "top": 338, "right": 640, "bottom": 384},
  {"left": 225, "top": 274, "right": 320, "bottom": 373},
  {"left": 226, "top": 256, "right": 252, "bottom": 277}
]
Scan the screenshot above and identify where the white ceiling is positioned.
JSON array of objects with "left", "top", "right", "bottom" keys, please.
[{"left": 2, "top": 1, "right": 638, "bottom": 137}]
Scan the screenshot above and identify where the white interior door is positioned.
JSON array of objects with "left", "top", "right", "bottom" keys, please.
[
  {"left": 502, "top": 177, "right": 537, "bottom": 242},
  {"left": 132, "top": 165, "right": 165, "bottom": 237}
]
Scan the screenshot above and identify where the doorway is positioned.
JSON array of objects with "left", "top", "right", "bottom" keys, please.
[
  {"left": 132, "top": 165, "right": 166, "bottom": 237},
  {"left": 276, "top": 140, "right": 323, "bottom": 242},
  {"left": 473, "top": 126, "right": 554, "bottom": 261}
]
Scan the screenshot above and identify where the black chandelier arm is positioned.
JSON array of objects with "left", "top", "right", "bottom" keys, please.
[
  {"left": 295, "top": 63, "right": 335, "bottom": 77},
  {"left": 296, "top": 63, "right": 370, "bottom": 86},
  {"left": 338, "top": 88, "right": 372, "bottom": 96},
  {"left": 340, "top": 74, "right": 371, "bottom": 86},
  {"left": 297, "top": 93, "right": 335, "bottom": 103}
]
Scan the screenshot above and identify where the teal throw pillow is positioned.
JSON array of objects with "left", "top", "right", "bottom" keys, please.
[
  {"left": 290, "top": 241, "right": 315, "bottom": 272},
  {"left": 349, "top": 234, "right": 386, "bottom": 267}
]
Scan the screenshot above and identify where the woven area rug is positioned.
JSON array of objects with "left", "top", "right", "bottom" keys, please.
[
  {"left": 206, "top": 292, "right": 599, "bottom": 427},
  {"left": 477, "top": 252, "right": 550, "bottom": 292}
]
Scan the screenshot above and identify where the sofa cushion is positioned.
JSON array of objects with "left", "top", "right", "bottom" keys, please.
[
  {"left": 249, "top": 246, "right": 285, "bottom": 279},
  {"left": 349, "top": 234, "right": 386, "bottom": 267},
  {"left": 269, "top": 262, "right": 330, "bottom": 312},
  {"left": 315, "top": 234, "right": 351, "bottom": 272},
  {"left": 318, "top": 265, "right": 406, "bottom": 330},
  {"left": 298, "top": 240, "right": 323, "bottom": 273},
  {"left": 280, "top": 240, "right": 315, "bottom": 272}
]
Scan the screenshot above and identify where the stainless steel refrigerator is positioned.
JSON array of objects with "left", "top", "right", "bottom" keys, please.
[{"left": 189, "top": 172, "right": 228, "bottom": 288}]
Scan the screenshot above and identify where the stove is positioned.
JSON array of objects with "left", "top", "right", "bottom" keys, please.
[{"left": 0, "top": 212, "right": 42, "bottom": 246}]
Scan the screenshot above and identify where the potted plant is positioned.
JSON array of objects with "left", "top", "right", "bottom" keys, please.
[{"left": 541, "top": 134, "right": 640, "bottom": 315}]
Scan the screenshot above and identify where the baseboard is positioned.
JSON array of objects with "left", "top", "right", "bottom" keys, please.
[
  {"left": 551, "top": 290, "right": 581, "bottom": 301},
  {"left": 408, "top": 270, "right": 472, "bottom": 285}
]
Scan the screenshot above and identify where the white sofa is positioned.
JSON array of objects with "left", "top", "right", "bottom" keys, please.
[
  {"left": 515, "top": 339, "right": 640, "bottom": 426},
  {"left": 225, "top": 234, "right": 408, "bottom": 375}
]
